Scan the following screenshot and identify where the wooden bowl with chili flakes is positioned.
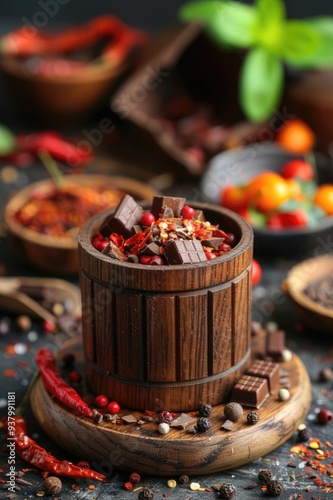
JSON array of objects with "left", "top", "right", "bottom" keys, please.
[
  {"left": 282, "top": 254, "right": 333, "bottom": 335},
  {"left": 3, "top": 174, "right": 158, "bottom": 275}
]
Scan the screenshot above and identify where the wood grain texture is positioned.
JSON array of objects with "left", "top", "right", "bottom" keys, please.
[
  {"left": 30, "top": 343, "right": 312, "bottom": 477},
  {"left": 78, "top": 203, "right": 254, "bottom": 411}
]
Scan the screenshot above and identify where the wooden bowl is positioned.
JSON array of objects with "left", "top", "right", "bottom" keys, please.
[
  {"left": 3, "top": 175, "right": 158, "bottom": 275},
  {"left": 201, "top": 143, "right": 333, "bottom": 257},
  {"left": 0, "top": 54, "right": 127, "bottom": 126},
  {"left": 282, "top": 254, "right": 333, "bottom": 334}
]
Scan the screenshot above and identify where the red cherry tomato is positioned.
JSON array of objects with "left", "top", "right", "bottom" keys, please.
[
  {"left": 267, "top": 209, "right": 307, "bottom": 229},
  {"left": 252, "top": 259, "right": 262, "bottom": 286},
  {"left": 107, "top": 401, "right": 120, "bottom": 414},
  {"left": 140, "top": 212, "right": 156, "bottom": 226},
  {"left": 94, "top": 394, "right": 109, "bottom": 408},
  {"left": 280, "top": 159, "right": 314, "bottom": 181},
  {"left": 181, "top": 205, "right": 195, "bottom": 219}
]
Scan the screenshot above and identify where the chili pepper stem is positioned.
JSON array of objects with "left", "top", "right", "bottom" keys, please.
[
  {"left": 16, "top": 369, "right": 40, "bottom": 416},
  {"left": 37, "top": 148, "right": 66, "bottom": 190}
]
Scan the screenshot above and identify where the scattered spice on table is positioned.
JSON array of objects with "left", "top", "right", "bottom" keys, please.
[
  {"left": 35, "top": 347, "right": 93, "bottom": 418},
  {"left": 6, "top": 416, "right": 106, "bottom": 480}
]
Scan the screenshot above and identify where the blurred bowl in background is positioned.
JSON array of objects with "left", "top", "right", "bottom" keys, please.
[
  {"left": 282, "top": 254, "right": 333, "bottom": 334},
  {"left": 0, "top": 17, "right": 147, "bottom": 126},
  {"left": 200, "top": 143, "right": 333, "bottom": 257},
  {"left": 3, "top": 174, "right": 158, "bottom": 275}
]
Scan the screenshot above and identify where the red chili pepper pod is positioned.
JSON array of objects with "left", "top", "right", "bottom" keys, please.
[
  {"left": 6, "top": 416, "right": 106, "bottom": 481},
  {"left": 35, "top": 347, "right": 94, "bottom": 418}
]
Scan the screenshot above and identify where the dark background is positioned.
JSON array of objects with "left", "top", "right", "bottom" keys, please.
[{"left": 2, "top": 0, "right": 333, "bottom": 34}]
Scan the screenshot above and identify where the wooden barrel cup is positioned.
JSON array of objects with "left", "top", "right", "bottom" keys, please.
[{"left": 78, "top": 202, "right": 253, "bottom": 412}]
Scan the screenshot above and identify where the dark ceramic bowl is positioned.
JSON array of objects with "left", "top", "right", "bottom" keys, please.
[{"left": 201, "top": 143, "right": 333, "bottom": 257}]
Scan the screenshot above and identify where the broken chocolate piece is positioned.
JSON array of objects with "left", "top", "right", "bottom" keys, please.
[
  {"left": 266, "top": 330, "right": 285, "bottom": 361},
  {"left": 99, "top": 194, "right": 143, "bottom": 239},
  {"left": 202, "top": 237, "right": 225, "bottom": 250},
  {"left": 231, "top": 374, "right": 269, "bottom": 408},
  {"left": 247, "top": 360, "right": 280, "bottom": 392},
  {"left": 121, "top": 414, "right": 137, "bottom": 424},
  {"left": 170, "top": 413, "right": 196, "bottom": 429},
  {"left": 164, "top": 239, "right": 207, "bottom": 265},
  {"left": 221, "top": 419, "right": 234, "bottom": 431},
  {"left": 143, "top": 242, "right": 161, "bottom": 256},
  {"left": 151, "top": 196, "right": 186, "bottom": 219}
]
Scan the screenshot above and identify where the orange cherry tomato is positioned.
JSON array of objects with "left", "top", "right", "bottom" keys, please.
[
  {"left": 244, "top": 172, "right": 291, "bottom": 213},
  {"left": 275, "top": 119, "right": 315, "bottom": 154},
  {"left": 313, "top": 184, "right": 333, "bottom": 215},
  {"left": 220, "top": 184, "right": 247, "bottom": 212}
]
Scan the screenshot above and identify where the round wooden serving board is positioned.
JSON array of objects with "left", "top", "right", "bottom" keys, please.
[{"left": 30, "top": 341, "right": 311, "bottom": 476}]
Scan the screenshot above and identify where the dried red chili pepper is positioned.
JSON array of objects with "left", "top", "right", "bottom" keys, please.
[
  {"left": 6, "top": 416, "right": 106, "bottom": 480},
  {"left": 16, "top": 131, "right": 92, "bottom": 166},
  {"left": 35, "top": 348, "right": 93, "bottom": 418},
  {"left": 1, "top": 16, "right": 147, "bottom": 64}
]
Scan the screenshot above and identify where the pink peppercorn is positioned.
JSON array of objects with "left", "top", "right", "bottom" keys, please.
[
  {"left": 317, "top": 408, "right": 333, "bottom": 424},
  {"left": 181, "top": 205, "right": 195, "bottom": 219}
]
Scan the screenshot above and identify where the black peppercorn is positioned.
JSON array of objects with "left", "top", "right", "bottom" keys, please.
[
  {"left": 219, "top": 482, "right": 236, "bottom": 499},
  {"left": 247, "top": 411, "right": 260, "bottom": 425},
  {"left": 138, "top": 487, "right": 154, "bottom": 499},
  {"left": 224, "top": 402, "right": 243, "bottom": 422},
  {"left": 266, "top": 479, "right": 283, "bottom": 496},
  {"left": 179, "top": 474, "right": 189, "bottom": 484},
  {"left": 196, "top": 417, "right": 211, "bottom": 432},
  {"left": 43, "top": 476, "right": 62, "bottom": 495},
  {"left": 297, "top": 426, "right": 312, "bottom": 442},
  {"left": 258, "top": 468, "right": 273, "bottom": 483},
  {"left": 198, "top": 403, "right": 212, "bottom": 417}
]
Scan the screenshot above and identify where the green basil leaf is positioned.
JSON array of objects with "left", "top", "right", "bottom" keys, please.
[
  {"left": 0, "top": 124, "right": 15, "bottom": 155},
  {"left": 179, "top": 1, "right": 227, "bottom": 23},
  {"left": 207, "top": 2, "right": 258, "bottom": 48},
  {"left": 256, "top": 0, "right": 285, "bottom": 25},
  {"left": 240, "top": 47, "right": 283, "bottom": 122},
  {"left": 295, "top": 17, "right": 333, "bottom": 68},
  {"left": 254, "top": 0, "right": 285, "bottom": 53},
  {"left": 281, "top": 20, "right": 321, "bottom": 66}
]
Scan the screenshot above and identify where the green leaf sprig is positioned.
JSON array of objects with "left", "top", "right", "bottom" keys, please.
[{"left": 179, "top": 0, "right": 333, "bottom": 122}]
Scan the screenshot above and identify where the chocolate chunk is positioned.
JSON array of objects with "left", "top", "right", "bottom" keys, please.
[
  {"left": 247, "top": 360, "right": 280, "bottom": 392},
  {"left": 266, "top": 330, "right": 285, "bottom": 361},
  {"left": 193, "top": 209, "right": 205, "bottom": 222},
  {"left": 170, "top": 413, "right": 196, "bottom": 429},
  {"left": 231, "top": 374, "right": 269, "bottom": 408},
  {"left": 100, "top": 194, "right": 143, "bottom": 238},
  {"left": 122, "top": 414, "right": 138, "bottom": 424},
  {"left": 164, "top": 239, "right": 207, "bottom": 265},
  {"left": 202, "top": 237, "right": 225, "bottom": 249},
  {"left": 143, "top": 242, "right": 161, "bottom": 256},
  {"left": 151, "top": 196, "right": 186, "bottom": 219},
  {"left": 103, "top": 241, "right": 128, "bottom": 261},
  {"left": 221, "top": 419, "right": 234, "bottom": 431}
]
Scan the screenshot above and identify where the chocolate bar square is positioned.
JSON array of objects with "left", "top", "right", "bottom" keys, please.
[
  {"left": 266, "top": 330, "right": 285, "bottom": 361},
  {"left": 100, "top": 194, "right": 143, "bottom": 239},
  {"left": 231, "top": 374, "right": 269, "bottom": 408},
  {"left": 247, "top": 360, "right": 280, "bottom": 392},
  {"left": 151, "top": 196, "right": 186, "bottom": 219},
  {"left": 164, "top": 239, "right": 207, "bottom": 265}
]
